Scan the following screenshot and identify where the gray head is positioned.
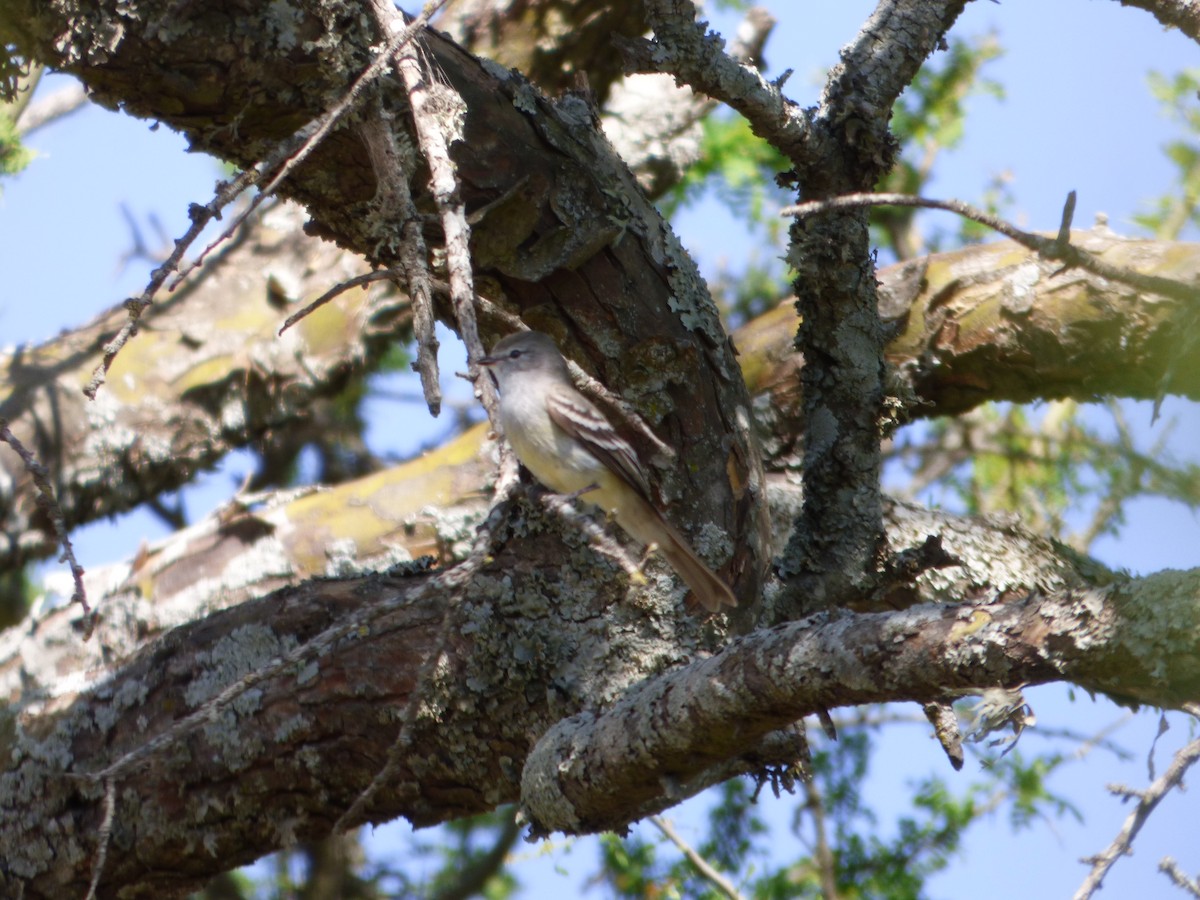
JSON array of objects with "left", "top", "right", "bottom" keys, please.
[{"left": 479, "top": 331, "right": 572, "bottom": 386}]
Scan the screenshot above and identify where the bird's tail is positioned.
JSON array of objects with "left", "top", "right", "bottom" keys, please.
[
  {"left": 618, "top": 496, "right": 737, "bottom": 613},
  {"left": 658, "top": 525, "right": 738, "bottom": 612}
]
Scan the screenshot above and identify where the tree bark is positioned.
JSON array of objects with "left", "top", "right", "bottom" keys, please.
[
  {"left": 0, "top": 204, "right": 404, "bottom": 570},
  {"left": 4, "top": 483, "right": 1195, "bottom": 897},
  {"left": 7, "top": 225, "right": 1194, "bottom": 568},
  {"left": 3, "top": 1, "right": 1199, "bottom": 897},
  {"left": 0, "top": 0, "right": 771, "bottom": 606}
]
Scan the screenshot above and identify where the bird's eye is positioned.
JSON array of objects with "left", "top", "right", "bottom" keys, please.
[{"left": 508, "top": 349, "right": 522, "bottom": 359}]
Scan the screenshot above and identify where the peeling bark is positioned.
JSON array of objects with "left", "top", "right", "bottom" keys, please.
[{"left": 740, "top": 228, "right": 1200, "bottom": 467}]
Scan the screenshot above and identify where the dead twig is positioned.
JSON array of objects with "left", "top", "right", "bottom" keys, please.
[
  {"left": 1074, "top": 707, "right": 1200, "bottom": 900},
  {"left": 0, "top": 418, "right": 88, "bottom": 615},
  {"left": 650, "top": 815, "right": 746, "bottom": 900},
  {"left": 782, "top": 191, "right": 1200, "bottom": 308}
]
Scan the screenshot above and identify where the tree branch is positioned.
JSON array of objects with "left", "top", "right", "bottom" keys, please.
[
  {"left": 782, "top": 191, "right": 1200, "bottom": 307},
  {"left": 0, "top": 203, "right": 408, "bottom": 571},
  {"left": 1075, "top": 714, "right": 1200, "bottom": 899},
  {"left": 2, "top": 459, "right": 1192, "bottom": 896},
  {"left": 14, "top": 77, "right": 88, "bottom": 134},
  {"left": 651, "top": 815, "right": 746, "bottom": 900},
  {"left": 521, "top": 573, "right": 1200, "bottom": 835},
  {"left": 624, "top": 0, "right": 807, "bottom": 160},
  {"left": 1113, "top": 0, "right": 1200, "bottom": 44},
  {"left": 776, "top": 0, "right": 967, "bottom": 616},
  {"left": 738, "top": 228, "right": 1200, "bottom": 468}
]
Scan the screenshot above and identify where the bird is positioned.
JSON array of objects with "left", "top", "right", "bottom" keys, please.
[{"left": 479, "top": 331, "right": 737, "bottom": 612}]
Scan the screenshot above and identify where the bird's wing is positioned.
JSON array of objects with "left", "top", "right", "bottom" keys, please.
[{"left": 546, "top": 386, "right": 653, "bottom": 500}]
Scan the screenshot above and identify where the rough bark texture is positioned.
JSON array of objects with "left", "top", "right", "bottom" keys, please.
[
  {"left": 0, "top": 0, "right": 769, "bottom": 606},
  {"left": 4, "top": 482, "right": 1195, "bottom": 897},
  {"left": 523, "top": 571, "right": 1200, "bottom": 834},
  {"left": 777, "top": 0, "right": 969, "bottom": 613},
  {"left": 2, "top": 0, "right": 1198, "bottom": 897},
  {"left": 437, "top": 0, "right": 648, "bottom": 104},
  {"left": 740, "top": 228, "right": 1200, "bottom": 468},
  {"left": 5, "top": 224, "right": 1193, "bottom": 569}
]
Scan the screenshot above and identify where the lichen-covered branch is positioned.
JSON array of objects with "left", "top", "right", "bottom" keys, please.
[
  {"left": 1113, "top": 0, "right": 1200, "bottom": 44},
  {"left": 776, "top": 0, "right": 968, "bottom": 615},
  {"left": 0, "top": 0, "right": 767, "bottom": 605},
  {"left": 629, "top": 0, "right": 807, "bottom": 160},
  {"left": 738, "top": 229, "right": 1200, "bottom": 467},
  {"left": 521, "top": 570, "right": 1200, "bottom": 835},
  {"left": 4, "top": 482, "right": 1195, "bottom": 896}
]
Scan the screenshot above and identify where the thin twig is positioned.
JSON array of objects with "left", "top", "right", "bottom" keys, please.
[
  {"left": 650, "top": 815, "right": 746, "bottom": 900},
  {"left": 1074, "top": 713, "right": 1200, "bottom": 900},
  {"left": 356, "top": 96, "right": 443, "bottom": 415},
  {"left": 781, "top": 191, "right": 1200, "bottom": 307},
  {"left": 83, "top": 777, "right": 116, "bottom": 900},
  {"left": 0, "top": 418, "right": 88, "bottom": 614},
  {"left": 83, "top": 168, "right": 257, "bottom": 399},
  {"left": 84, "top": 0, "right": 448, "bottom": 399},
  {"left": 278, "top": 266, "right": 410, "bottom": 335},
  {"left": 373, "top": 0, "right": 497, "bottom": 420},
  {"left": 1159, "top": 858, "right": 1200, "bottom": 898}
]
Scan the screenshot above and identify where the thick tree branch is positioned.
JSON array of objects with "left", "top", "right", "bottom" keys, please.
[
  {"left": 3, "top": 461, "right": 1091, "bottom": 708},
  {"left": 2, "top": 3, "right": 1195, "bottom": 896},
  {"left": 1114, "top": 0, "right": 1200, "bottom": 44},
  {"left": 0, "top": 0, "right": 767, "bottom": 606},
  {"left": 4, "top": 503, "right": 1193, "bottom": 896},
  {"left": 521, "top": 572, "right": 1200, "bottom": 835},
  {"left": 739, "top": 229, "right": 1200, "bottom": 467},
  {"left": 777, "top": 0, "right": 967, "bottom": 614},
  {"left": 626, "top": 0, "right": 806, "bottom": 160}
]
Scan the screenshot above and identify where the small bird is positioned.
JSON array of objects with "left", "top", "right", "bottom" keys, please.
[{"left": 479, "top": 331, "right": 737, "bottom": 612}]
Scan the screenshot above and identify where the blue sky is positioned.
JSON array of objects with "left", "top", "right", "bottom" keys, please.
[{"left": 3, "top": 0, "right": 1199, "bottom": 897}]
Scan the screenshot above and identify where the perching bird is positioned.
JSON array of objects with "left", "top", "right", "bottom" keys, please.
[{"left": 479, "top": 331, "right": 737, "bottom": 612}]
